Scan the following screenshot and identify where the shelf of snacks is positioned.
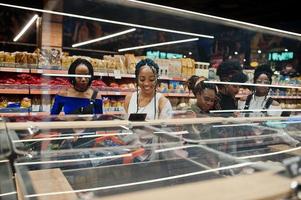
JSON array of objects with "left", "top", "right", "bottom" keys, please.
[{"left": 0, "top": 112, "right": 30, "bottom": 117}]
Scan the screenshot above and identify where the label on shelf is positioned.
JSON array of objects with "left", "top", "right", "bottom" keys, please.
[
  {"left": 42, "top": 91, "right": 49, "bottom": 94},
  {"left": 16, "top": 68, "right": 23, "bottom": 73},
  {"left": 114, "top": 70, "right": 121, "bottom": 79}
]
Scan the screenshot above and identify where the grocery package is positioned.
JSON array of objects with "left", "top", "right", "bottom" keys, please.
[
  {"left": 124, "top": 54, "right": 136, "bottom": 74},
  {"left": 38, "top": 48, "right": 61, "bottom": 69}
]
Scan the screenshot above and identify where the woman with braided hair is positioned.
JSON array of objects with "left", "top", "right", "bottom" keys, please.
[
  {"left": 186, "top": 75, "right": 219, "bottom": 116},
  {"left": 124, "top": 58, "right": 172, "bottom": 120}
]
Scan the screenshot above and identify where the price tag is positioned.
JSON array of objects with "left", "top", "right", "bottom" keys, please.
[
  {"left": 42, "top": 91, "right": 49, "bottom": 94},
  {"left": 16, "top": 68, "right": 23, "bottom": 73},
  {"left": 37, "top": 69, "right": 43, "bottom": 74},
  {"left": 115, "top": 92, "right": 121, "bottom": 95},
  {"left": 114, "top": 70, "right": 121, "bottom": 79}
]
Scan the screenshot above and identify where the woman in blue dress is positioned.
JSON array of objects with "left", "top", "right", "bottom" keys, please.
[{"left": 50, "top": 58, "right": 103, "bottom": 115}]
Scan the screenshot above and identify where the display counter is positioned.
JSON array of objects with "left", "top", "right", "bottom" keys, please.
[{"left": 1, "top": 115, "right": 300, "bottom": 200}]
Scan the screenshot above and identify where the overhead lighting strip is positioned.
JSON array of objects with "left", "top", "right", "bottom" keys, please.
[
  {"left": 118, "top": 38, "right": 199, "bottom": 52},
  {"left": 13, "top": 14, "right": 38, "bottom": 42},
  {"left": 72, "top": 28, "right": 136, "bottom": 47},
  {"left": 128, "top": 0, "right": 301, "bottom": 38},
  {"left": 0, "top": 3, "right": 214, "bottom": 39}
]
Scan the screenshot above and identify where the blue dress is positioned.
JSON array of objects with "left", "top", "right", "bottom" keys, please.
[{"left": 50, "top": 95, "right": 103, "bottom": 115}]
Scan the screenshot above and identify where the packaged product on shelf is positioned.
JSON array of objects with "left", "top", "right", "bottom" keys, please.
[
  {"left": 103, "top": 55, "right": 116, "bottom": 73},
  {"left": 0, "top": 51, "right": 5, "bottom": 63},
  {"left": 61, "top": 53, "right": 72, "bottom": 70},
  {"left": 4, "top": 52, "right": 15, "bottom": 67},
  {"left": 38, "top": 48, "right": 62, "bottom": 69},
  {"left": 27, "top": 52, "right": 38, "bottom": 68},
  {"left": 98, "top": 59, "right": 107, "bottom": 72},
  {"left": 169, "top": 59, "right": 182, "bottom": 78},
  {"left": 114, "top": 55, "right": 127, "bottom": 74},
  {"left": 0, "top": 96, "right": 8, "bottom": 108},
  {"left": 158, "top": 82, "right": 168, "bottom": 93},
  {"left": 155, "top": 58, "right": 168, "bottom": 77},
  {"left": 15, "top": 52, "right": 28, "bottom": 66},
  {"left": 124, "top": 54, "right": 136, "bottom": 74},
  {"left": 90, "top": 58, "right": 99, "bottom": 72},
  {"left": 20, "top": 97, "right": 31, "bottom": 108},
  {"left": 31, "top": 97, "right": 41, "bottom": 112},
  {"left": 103, "top": 97, "right": 110, "bottom": 112}
]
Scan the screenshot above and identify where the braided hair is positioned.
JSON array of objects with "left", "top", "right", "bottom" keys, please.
[{"left": 135, "top": 58, "right": 160, "bottom": 119}]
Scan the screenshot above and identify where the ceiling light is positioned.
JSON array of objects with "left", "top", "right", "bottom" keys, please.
[
  {"left": 234, "top": 51, "right": 238, "bottom": 55},
  {"left": 72, "top": 28, "right": 136, "bottom": 47},
  {"left": 127, "top": 0, "right": 301, "bottom": 39},
  {"left": 257, "top": 50, "right": 262, "bottom": 54},
  {"left": 285, "top": 48, "right": 288, "bottom": 51},
  {"left": 188, "top": 52, "right": 192, "bottom": 55},
  {"left": 0, "top": 3, "right": 214, "bottom": 39},
  {"left": 118, "top": 38, "right": 199, "bottom": 52},
  {"left": 13, "top": 14, "right": 38, "bottom": 42}
]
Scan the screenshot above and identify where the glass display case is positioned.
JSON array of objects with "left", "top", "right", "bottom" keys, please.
[
  {"left": 0, "top": 118, "right": 17, "bottom": 200},
  {"left": 5, "top": 115, "right": 301, "bottom": 200},
  {"left": 0, "top": 0, "right": 301, "bottom": 199}
]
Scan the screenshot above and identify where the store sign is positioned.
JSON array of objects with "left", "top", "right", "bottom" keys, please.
[
  {"left": 268, "top": 52, "right": 294, "bottom": 61},
  {"left": 146, "top": 51, "right": 183, "bottom": 59}
]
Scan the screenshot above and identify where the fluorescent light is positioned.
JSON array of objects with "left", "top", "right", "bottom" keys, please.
[
  {"left": 127, "top": 0, "right": 301, "bottom": 39},
  {"left": 118, "top": 38, "right": 199, "bottom": 52},
  {"left": 72, "top": 28, "right": 136, "bottom": 47},
  {"left": 13, "top": 14, "right": 38, "bottom": 42},
  {"left": 0, "top": 3, "right": 214, "bottom": 39}
]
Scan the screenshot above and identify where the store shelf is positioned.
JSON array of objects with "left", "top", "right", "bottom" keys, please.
[
  {"left": 0, "top": 89, "right": 29, "bottom": 94},
  {"left": 31, "top": 69, "right": 67, "bottom": 74},
  {"left": 104, "top": 91, "right": 131, "bottom": 96},
  {"left": 164, "top": 93, "right": 194, "bottom": 97},
  {"left": 30, "top": 112, "right": 49, "bottom": 116},
  {"left": 1, "top": 64, "right": 189, "bottom": 82},
  {"left": 159, "top": 76, "right": 187, "bottom": 81},
  {"left": 30, "top": 89, "right": 59, "bottom": 95},
  {"left": 108, "top": 72, "right": 135, "bottom": 79},
  {"left": 236, "top": 95, "right": 301, "bottom": 100},
  {"left": 0, "top": 112, "right": 29, "bottom": 117},
  {"left": 0, "top": 67, "right": 30, "bottom": 73}
]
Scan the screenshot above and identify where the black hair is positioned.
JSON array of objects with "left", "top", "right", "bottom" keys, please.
[
  {"left": 135, "top": 58, "right": 159, "bottom": 119},
  {"left": 68, "top": 58, "right": 94, "bottom": 87},
  {"left": 135, "top": 58, "right": 159, "bottom": 78},
  {"left": 216, "top": 60, "right": 248, "bottom": 83},
  {"left": 187, "top": 75, "right": 217, "bottom": 96},
  {"left": 254, "top": 64, "right": 273, "bottom": 84}
]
